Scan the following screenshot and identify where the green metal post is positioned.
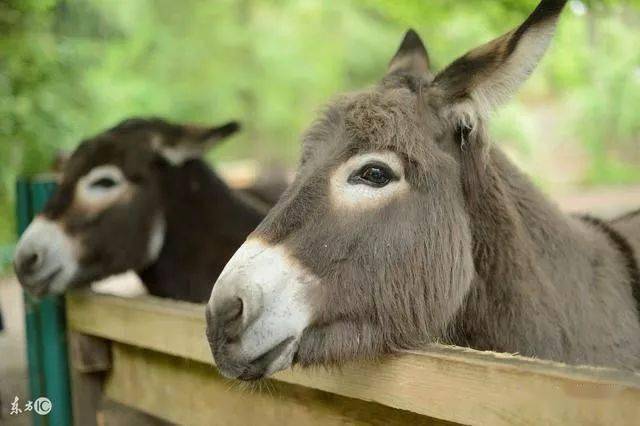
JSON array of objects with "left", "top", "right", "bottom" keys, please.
[
  {"left": 17, "top": 177, "right": 73, "bottom": 426},
  {"left": 16, "top": 179, "right": 46, "bottom": 426},
  {"left": 30, "top": 178, "right": 72, "bottom": 426}
]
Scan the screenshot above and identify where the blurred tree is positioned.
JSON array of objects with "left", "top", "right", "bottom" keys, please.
[
  {"left": 0, "top": 0, "right": 109, "bottom": 248},
  {"left": 0, "top": 0, "right": 639, "bottom": 252}
]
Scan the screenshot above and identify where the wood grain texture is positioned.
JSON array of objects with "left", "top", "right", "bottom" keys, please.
[
  {"left": 105, "top": 343, "right": 448, "bottom": 426},
  {"left": 69, "top": 333, "right": 111, "bottom": 373},
  {"left": 68, "top": 332, "right": 109, "bottom": 426},
  {"left": 67, "top": 291, "right": 640, "bottom": 426}
]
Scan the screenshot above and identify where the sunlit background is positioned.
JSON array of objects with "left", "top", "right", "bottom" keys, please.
[{"left": 1, "top": 0, "right": 639, "bottom": 267}]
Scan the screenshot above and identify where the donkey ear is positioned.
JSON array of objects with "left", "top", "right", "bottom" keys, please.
[
  {"left": 185, "top": 121, "right": 241, "bottom": 150},
  {"left": 433, "top": 0, "right": 567, "bottom": 112},
  {"left": 387, "top": 29, "right": 431, "bottom": 77},
  {"left": 156, "top": 121, "right": 241, "bottom": 165}
]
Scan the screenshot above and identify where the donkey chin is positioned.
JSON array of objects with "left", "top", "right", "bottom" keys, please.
[
  {"left": 14, "top": 216, "right": 80, "bottom": 297},
  {"left": 206, "top": 239, "right": 315, "bottom": 380},
  {"left": 207, "top": 322, "right": 300, "bottom": 381}
]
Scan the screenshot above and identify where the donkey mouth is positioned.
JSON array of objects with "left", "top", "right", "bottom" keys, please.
[
  {"left": 23, "top": 267, "right": 62, "bottom": 297},
  {"left": 236, "top": 336, "right": 296, "bottom": 381}
]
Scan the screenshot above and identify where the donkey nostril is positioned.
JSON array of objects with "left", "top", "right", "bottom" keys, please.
[
  {"left": 19, "top": 252, "right": 41, "bottom": 275},
  {"left": 26, "top": 253, "right": 39, "bottom": 268},
  {"left": 226, "top": 297, "right": 243, "bottom": 323},
  {"left": 218, "top": 297, "right": 244, "bottom": 341}
]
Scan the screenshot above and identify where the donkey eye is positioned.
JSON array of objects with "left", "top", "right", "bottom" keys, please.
[
  {"left": 90, "top": 177, "right": 118, "bottom": 189},
  {"left": 349, "top": 163, "right": 396, "bottom": 188},
  {"left": 362, "top": 167, "right": 389, "bottom": 185}
]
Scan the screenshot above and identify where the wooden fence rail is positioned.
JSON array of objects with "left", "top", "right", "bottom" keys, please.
[{"left": 66, "top": 291, "right": 640, "bottom": 426}]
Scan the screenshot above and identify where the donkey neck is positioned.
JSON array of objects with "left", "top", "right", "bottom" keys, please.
[
  {"left": 138, "top": 159, "right": 264, "bottom": 303},
  {"left": 454, "top": 147, "right": 640, "bottom": 367}
]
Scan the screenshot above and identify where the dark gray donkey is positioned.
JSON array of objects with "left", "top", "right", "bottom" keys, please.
[
  {"left": 14, "top": 118, "right": 268, "bottom": 303},
  {"left": 206, "top": 0, "right": 640, "bottom": 381}
]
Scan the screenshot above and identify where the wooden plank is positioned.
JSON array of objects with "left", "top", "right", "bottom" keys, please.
[
  {"left": 69, "top": 369, "right": 105, "bottom": 426},
  {"left": 67, "top": 291, "right": 640, "bottom": 426},
  {"left": 98, "top": 400, "right": 172, "bottom": 426},
  {"left": 68, "top": 333, "right": 111, "bottom": 374},
  {"left": 67, "top": 292, "right": 210, "bottom": 362},
  {"left": 68, "top": 333, "right": 111, "bottom": 426},
  {"left": 105, "top": 343, "right": 447, "bottom": 426}
]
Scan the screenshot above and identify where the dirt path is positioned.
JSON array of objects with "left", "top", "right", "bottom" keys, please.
[{"left": 0, "top": 275, "right": 30, "bottom": 425}]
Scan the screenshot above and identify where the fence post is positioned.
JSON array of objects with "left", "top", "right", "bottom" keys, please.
[
  {"left": 17, "top": 177, "right": 73, "bottom": 426},
  {"left": 16, "top": 178, "right": 45, "bottom": 426}
]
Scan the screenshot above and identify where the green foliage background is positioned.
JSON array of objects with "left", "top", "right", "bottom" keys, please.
[{"left": 1, "top": 0, "right": 639, "bottom": 250}]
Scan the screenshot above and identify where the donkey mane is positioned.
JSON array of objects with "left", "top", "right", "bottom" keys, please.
[
  {"left": 138, "top": 158, "right": 264, "bottom": 302},
  {"left": 454, "top": 144, "right": 640, "bottom": 367},
  {"left": 579, "top": 215, "right": 640, "bottom": 315}
]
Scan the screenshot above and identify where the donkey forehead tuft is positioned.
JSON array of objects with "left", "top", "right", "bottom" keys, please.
[
  {"left": 302, "top": 86, "right": 447, "bottom": 172},
  {"left": 342, "top": 88, "right": 442, "bottom": 159},
  {"left": 344, "top": 89, "right": 419, "bottom": 138}
]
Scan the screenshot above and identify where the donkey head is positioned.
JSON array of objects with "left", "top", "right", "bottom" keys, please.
[
  {"left": 14, "top": 117, "right": 239, "bottom": 296},
  {"left": 207, "top": 0, "right": 567, "bottom": 380}
]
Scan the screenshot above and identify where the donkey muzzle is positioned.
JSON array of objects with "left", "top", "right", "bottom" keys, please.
[
  {"left": 14, "top": 217, "right": 79, "bottom": 296},
  {"left": 206, "top": 238, "right": 316, "bottom": 380}
]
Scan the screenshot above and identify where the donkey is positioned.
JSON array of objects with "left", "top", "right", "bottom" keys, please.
[
  {"left": 14, "top": 118, "right": 268, "bottom": 303},
  {"left": 206, "top": 0, "right": 640, "bottom": 381}
]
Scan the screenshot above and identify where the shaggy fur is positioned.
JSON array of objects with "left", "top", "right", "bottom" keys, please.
[{"left": 252, "top": 0, "right": 640, "bottom": 369}]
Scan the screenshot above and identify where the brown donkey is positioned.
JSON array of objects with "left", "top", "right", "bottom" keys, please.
[
  {"left": 206, "top": 0, "right": 640, "bottom": 380},
  {"left": 14, "top": 118, "right": 267, "bottom": 303}
]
